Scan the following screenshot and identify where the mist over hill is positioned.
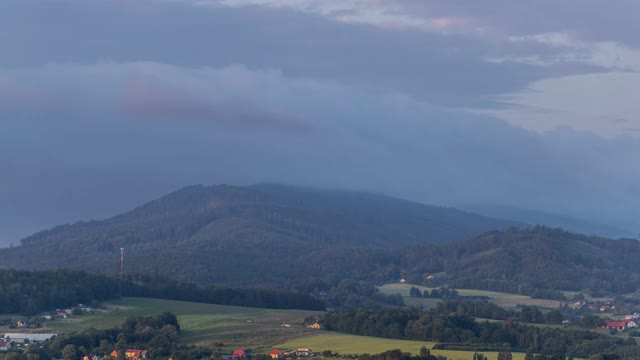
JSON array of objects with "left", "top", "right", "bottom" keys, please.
[
  {"left": 462, "top": 204, "right": 638, "bottom": 239},
  {"left": 1, "top": 185, "right": 639, "bottom": 298},
  {"left": 0, "top": 184, "right": 517, "bottom": 285}
]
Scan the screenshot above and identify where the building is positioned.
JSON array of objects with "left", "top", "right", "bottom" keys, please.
[
  {"left": 125, "top": 350, "right": 147, "bottom": 360},
  {"left": 605, "top": 320, "right": 628, "bottom": 330},
  {"left": 306, "top": 322, "right": 321, "bottom": 329},
  {"left": 0, "top": 341, "right": 11, "bottom": 351},
  {"left": 269, "top": 350, "right": 283, "bottom": 359},
  {"left": 110, "top": 350, "right": 147, "bottom": 360},
  {"left": 296, "top": 348, "right": 313, "bottom": 357},
  {"left": 231, "top": 350, "right": 246, "bottom": 358},
  {"left": 3, "top": 333, "right": 57, "bottom": 343}
]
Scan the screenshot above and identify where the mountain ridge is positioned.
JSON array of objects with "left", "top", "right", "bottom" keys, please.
[{"left": 0, "top": 183, "right": 518, "bottom": 285}]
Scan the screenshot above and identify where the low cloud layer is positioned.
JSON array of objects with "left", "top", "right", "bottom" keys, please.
[
  {"left": 1, "top": 62, "right": 639, "bottom": 244},
  {"left": 1, "top": 0, "right": 639, "bottom": 244}
]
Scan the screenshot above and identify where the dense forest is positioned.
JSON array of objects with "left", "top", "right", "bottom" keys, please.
[
  {"left": 1, "top": 185, "right": 639, "bottom": 299},
  {"left": 0, "top": 269, "right": 324, "bottom": 315},
  {"left": 321, "top": 302, "right": 640, "bottom": 359},
  {"left": 0, "top": 184, "right": 515, "bottom": 286}
]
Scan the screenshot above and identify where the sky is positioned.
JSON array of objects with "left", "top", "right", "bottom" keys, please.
[{"left": 1, "top": 0, "right": 639, "bottom": 244}]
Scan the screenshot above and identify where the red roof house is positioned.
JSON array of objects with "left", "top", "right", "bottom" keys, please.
[
  {"left": 605, "top": 320, "right": 629, "bottom": 330},
  {"left": 232, "top": 350, "right": 247, "bottom": 358},
  {"left": 269, "top": 350, "right": 283, "bottom": 359}
]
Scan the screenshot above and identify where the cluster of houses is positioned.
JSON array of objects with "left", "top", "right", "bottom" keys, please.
[
  {"left": 39, "top": 305, "right": 93, "bottom": 321},
  {"left": 268, "top": 348, "right": 314, "bottom": 358},
  {"left": 602, "top": 313, "right": 640, "bottom": 330},
  {"left": 603, "top": 319, "right": 639, "bottom": 330},
  {"left": 569, "top": 299, "right": 617, "bottom": 312},
  {"left": 101, "top": 348, "right": 316, "bottom": 360},
  {"left": 600, "top": 314, "right": 640, "bottom": 330},
  {"left": 111, "top": 349, "right": 148, "bottom": 360}
]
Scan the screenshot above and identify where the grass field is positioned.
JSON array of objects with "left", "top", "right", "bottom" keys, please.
[
  {"left": 379, "top": 283, "right": 562, "bottom": 310},
  {"left": 0, "top": 297, "right": 576, "bottom": 360},
  {"left": 275, "top": 332, "right": 530, "bottom": 360},
  {"left": 16, "top": 298, "right": 322, "bottom": 352}
]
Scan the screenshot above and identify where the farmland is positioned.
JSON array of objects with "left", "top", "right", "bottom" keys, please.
[
  {"left": 24, "top": 298, "right": 322, "bottom": 352},
  {"left": 0, "top": 297, "right": 546, "bottom": 359},
  {"left": 379, "top": 283, "right": 562, "bottom": 310}
]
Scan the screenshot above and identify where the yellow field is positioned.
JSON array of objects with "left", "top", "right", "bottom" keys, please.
[{"left": 275, "top": 332, "right": 529, "bottom": 360}]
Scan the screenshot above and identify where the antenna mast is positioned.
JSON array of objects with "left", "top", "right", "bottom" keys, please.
[{"left": 120, "top": 247, "right": 125, "bottom": 278}]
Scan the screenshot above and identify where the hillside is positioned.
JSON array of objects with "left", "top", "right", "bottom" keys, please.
[
  {"left": 401, "top": 227, "right": 640, "bottom": 295},
  {"left": 0, "top": 184, "right": 515, "bottom": 286},
  {"left": 462, "top": 204, "right": 637, "bottom": 239}
]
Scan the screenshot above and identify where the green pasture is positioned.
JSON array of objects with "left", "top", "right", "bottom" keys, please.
[
  {"left": 275, "top": 332, "right": 532, "bottom": 360},
  {"left": 1, "top": 297, "right": 584, "bottom": 360},
  {"left": 379, "top": 283, "right": 562, "bottom": 310}
]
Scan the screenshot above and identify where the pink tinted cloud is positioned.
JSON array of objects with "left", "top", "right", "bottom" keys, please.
[
  {"left": 430, "top": 17, "right": 467, "bottom": 30},
  {"left": 118, "top": 77, "right": 308, "bottom": 132},
  {"left": 119, "top": 78, "right": 210, "bottom": 119}
]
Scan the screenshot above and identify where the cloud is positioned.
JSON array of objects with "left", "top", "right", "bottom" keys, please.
[
  {"left": 500, "top": 32, "right": 640, "bottom": 72},
  {"left": 1, "top": 61, "right": 639, "bottom": 244},
  {"left": 1, "top": 0, "right": 640, "bottom": 244},
  {"left": 0, "top": 63, "right": 308, "bottom": 132},
  {"left": 206, "top": 0, "right": 472, "bottom": 33},
  {"left": 481, "top": 72, "right": 640, "bottom": 138},
  {"left": 0, "top": 0, "right": 544, "bottom": 108}
]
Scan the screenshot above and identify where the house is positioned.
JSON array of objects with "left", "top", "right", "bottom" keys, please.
[
  {"left": 399, "top": 279, "right": 406, "bottom": 283},
  {"left": 306, "top": 322, "right": 321, "bottom": 329},
  {"left": 296, "top": 348, "right": 313, "bottom": 357},
  {"left": 628, "top": 320, "right": 639, "bottom": 328},
  {"left": 269, "top": 350, "right": 283, "bottom": 359},
  {"left": 110, "top": 349, "right": 147, "bottom": 360},
  {"left": 124, "top": 349, "right": 147, "bottom": 360},
  {"left": 0, "top": 341, "right": 11, "bottom": 351},
  {"left": 605, "top": 320, "right": 628, "bottom": 330},
  {"left": 42, "top": 315, "right": 53, "bottom": 320},
  {"left": 625, "top": 313, "right": 640, "bottom": 320},
  {"left": 15, "top": 320, "right": 26, "bottom": 328},
  {"left": 231, "top": 350, "right": 246, "bottom": 358}
]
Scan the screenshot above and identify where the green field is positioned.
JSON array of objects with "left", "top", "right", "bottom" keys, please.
[
  {"left": 1, "top": 297, "right": 570, "bottom": 360},
  {"left": 379, "top": 283, "right": 562, "bottom": 310},
  {"left": 19, "top": 298, "right": 322, "bottom": 352},
  {"left": 275, "top": 332, "right": 529, "bottom": 360}
]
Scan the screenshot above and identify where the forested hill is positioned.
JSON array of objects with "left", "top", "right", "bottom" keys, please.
[
  {"left": 0, "top": 184, "right": 516, "bottom": 285},
  {"left": 401, "top": 227, "right": 640, "bottom": 295}
]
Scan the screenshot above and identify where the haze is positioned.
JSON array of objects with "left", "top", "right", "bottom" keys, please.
[{"left": 1, "top": 0, "right": 639, "bottom": 245}]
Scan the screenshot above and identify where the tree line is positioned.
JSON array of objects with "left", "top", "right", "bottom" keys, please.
[
  {"left": 320, "top": 302, "right": 640, "bottom": 359},
  {"left": 0, "top": 269, "right": 324, "bottom": 316}
]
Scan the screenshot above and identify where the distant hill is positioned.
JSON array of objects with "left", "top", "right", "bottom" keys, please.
[
  {"left": 462, "top": 204, "right": 637, "bottom": 239},
  {"left": 401, "top": 226, "right": 640, "bottom": 295},
  {"left": 0, "top": 184, "right": 516, "bottom": 286}
]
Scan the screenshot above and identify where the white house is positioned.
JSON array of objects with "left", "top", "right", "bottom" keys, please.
[{"left": 627, "top": 320, "right": 639, "bottom": 328}]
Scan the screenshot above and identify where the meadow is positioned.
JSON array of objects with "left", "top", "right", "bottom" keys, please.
[
  {"left": 0, "top": 297, "right": 577, "bottom": 360},
  {"left": 379, "top": 283, "right": 562, "bottom": 310}
]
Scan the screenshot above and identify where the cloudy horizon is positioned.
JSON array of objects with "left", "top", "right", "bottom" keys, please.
[{"left": 1, "top": 0, "right": 639, "bottom": 244}]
